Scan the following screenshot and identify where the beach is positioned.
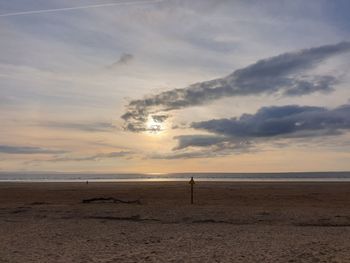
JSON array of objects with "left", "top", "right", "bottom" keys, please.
[{"left": 0, "top": 182, "right": 350, "bottom": 262}]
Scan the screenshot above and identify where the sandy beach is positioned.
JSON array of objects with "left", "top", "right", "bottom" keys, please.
[{"left": 1, "top": 182, "right": 350, "bottom": 262}]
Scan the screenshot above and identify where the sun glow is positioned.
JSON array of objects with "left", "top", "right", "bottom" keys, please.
[{"left": 146, "top": 116, "right": 165, "bottom": 135}]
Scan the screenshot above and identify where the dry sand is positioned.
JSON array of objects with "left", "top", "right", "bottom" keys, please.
[{"left": 0, "top": 182, "right": 350, "bottom": 262}]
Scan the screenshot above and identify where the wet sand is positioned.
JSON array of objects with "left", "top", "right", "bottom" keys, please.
[{"left": 0, "top": 182, "right": 350, "bottom": 262}]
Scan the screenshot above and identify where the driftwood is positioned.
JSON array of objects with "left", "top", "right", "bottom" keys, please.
[
  {"left": 82, "top": 197, "right": 141, "bottom": 204},
  {"left": 87, "top": 215, "right": 159, "bottom": 222}
]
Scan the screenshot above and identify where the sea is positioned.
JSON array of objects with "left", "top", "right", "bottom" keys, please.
[{"left": 1, "top": 172, "right": 350, "bottom": 182}]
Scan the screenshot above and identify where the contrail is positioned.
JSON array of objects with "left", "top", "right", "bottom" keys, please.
[{"left": 0, "top": 0, "right": 164, "bottom": 17}]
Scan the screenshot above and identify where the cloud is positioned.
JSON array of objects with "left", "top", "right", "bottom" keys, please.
[
  {"left": 40, "top": 121, "right": 117, "bottom": 132},
  {"left": 191, "top": 104, "right": 350, "bottom": 139},
  {"left": 0, "top": 0, "right": 165, "bottom": 17},
  {"left": 107, "top": 53, "right": 134, "bottom": 69},
  {"left": 173, "top": 135, "right": 227, "bottom": 150},
  {"left": 48, "top": 151, "right": 133, "bottom": 162},
  {"left": 0, "top": 96, "right": 14, "bottom": 106},
  {"left": 122, "top": 42, "right": 350, "bottom": 131},
  {"left": 151, "top": 150, "right": 222, "bottom": 159},
  {"left": 167, "top": 103, "right": 350, "bottom": 158},
  {"left": 0, "top": 145, "right": 67, "bottom": 154},
  {"left": 117, "top": 53, "right": 134, "bottom": 65},
  {"left": 152, "top": 140, "right": 254, "bottom": 159}
]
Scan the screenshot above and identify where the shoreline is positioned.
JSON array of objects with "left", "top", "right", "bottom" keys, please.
[{"left": 2, "top": 178, "right": 350, "bottom": 183}]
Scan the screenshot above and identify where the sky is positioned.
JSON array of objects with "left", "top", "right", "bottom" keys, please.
[{"left": 1, "top": 0, "right": 350, "bottom": 173}]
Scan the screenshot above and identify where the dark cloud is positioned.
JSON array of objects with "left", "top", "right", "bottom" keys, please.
[
  {"left": 191, "top": 104, "right": 350, "bottom": 139},
  {"left": 107, "top": 53, "right": 134, "bottom": 69},
  {"left": 122, "top": 42, "right": 350, "bottom": 132},
  {"left": 49, "top": 151, "right": 133, "bottom": 162},
  {"left": 0, "top": 145, "right": 66, "bottom": 154},
  {"left": 151, "top": 114, "right": 169, "bottom": 123},
  {"left": 117, "top": 53, "right": 133, "bottom": 64},
  {"left": 168, "top": 103, "right": 350, "bottom": 158},
  {"left": 282, "top": 75, "right": 337, "bottom": 96}
]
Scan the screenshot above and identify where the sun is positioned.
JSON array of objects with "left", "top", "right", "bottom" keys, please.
[{"left": 146, "top": 116, "right": 165, "bottom": 135}]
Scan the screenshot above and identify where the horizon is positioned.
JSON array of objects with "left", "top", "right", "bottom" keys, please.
[
  {"left": 1, "top": 170, "right": 350, "bottom": 175},
  {"left": 1, "top": 0, "right": 350, "bottom": 173}
]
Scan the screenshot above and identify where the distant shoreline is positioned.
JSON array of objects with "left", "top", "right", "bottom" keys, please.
[
  {"left": 2, "top": 178, "right": 350, "bottom": 183},
  {"left": 1, "top": 171, "right": 350, "bottom": 183}
]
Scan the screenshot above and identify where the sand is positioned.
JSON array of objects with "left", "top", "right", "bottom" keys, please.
[{"left": 0, "top": 181, "right": 350, "bottom": 262}]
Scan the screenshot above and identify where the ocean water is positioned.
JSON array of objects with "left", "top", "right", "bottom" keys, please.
[{"left": 0, "top": 172, "right": 350, "bottom": 182}]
